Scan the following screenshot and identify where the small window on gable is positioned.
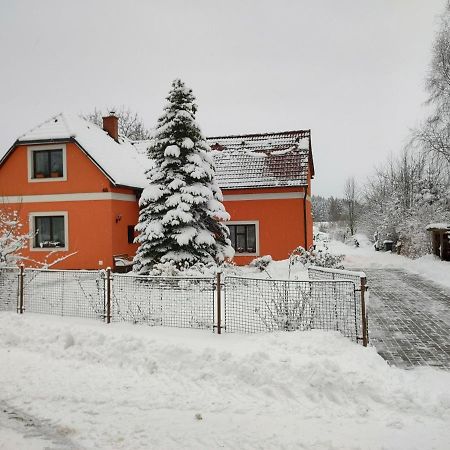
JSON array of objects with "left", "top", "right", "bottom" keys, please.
[
  {"left": 28, "top": 145, "right": 67, "bottom": 182},
  {"left": 228, "top": 224, "right": 257, "bottom": 254},
  {"left": 33, "top": 215, "right": 66, "bottom": 249},
  {"left": 32, "top": 149, "right": 64, "bottom": 178}
]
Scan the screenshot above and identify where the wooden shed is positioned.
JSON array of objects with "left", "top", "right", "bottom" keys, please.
[{"left": 426, "top": 223, "right": 450, "bottom": 261}]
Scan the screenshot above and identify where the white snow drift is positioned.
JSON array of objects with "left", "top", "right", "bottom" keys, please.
[{"left": 0, "top": 313, "right": 449, "bottom": 449}]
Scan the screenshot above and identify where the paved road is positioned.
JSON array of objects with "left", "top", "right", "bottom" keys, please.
[{"left": 363, "top": 268, "right": 450, "bottom": 370}]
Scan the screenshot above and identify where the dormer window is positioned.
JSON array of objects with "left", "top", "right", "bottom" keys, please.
[{"left": 27, "top": 144, "right": 67, "bottom": 182}]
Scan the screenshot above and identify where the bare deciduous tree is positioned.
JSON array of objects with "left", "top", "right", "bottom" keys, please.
[
  {"left": 414, "top": 3, "right": 450, "bottom": 163},
  {"left": 0, "top": 206, "right": 31, "bottom": 266},
  {"left": 83, "top": 106, "right": 151, "bottom": 141},
  {"left": 344, "top": 177, "right": 358, "bottom": 235}
]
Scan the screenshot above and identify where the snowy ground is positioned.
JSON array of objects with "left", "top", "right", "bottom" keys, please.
[
  {"left": 1, "top": 313, "right": 450, "bottom": 450},
  {"left": 321, "top": 233, "right": 450, "bottom": 370},
  {"left": 326, "top": 233, "right": 450, "bottom": 290}
]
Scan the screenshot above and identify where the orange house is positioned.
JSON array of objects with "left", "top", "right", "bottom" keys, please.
[{"left": 0, "top": 113, "right": 314, "bottom": 269}]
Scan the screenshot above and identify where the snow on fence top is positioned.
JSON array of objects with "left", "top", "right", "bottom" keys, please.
[
  {"left": 308, "top": 265, "right": 366, "bottom": 280},
  {"left": 426, "top": 223, "right": 450, "bottom": 231}
]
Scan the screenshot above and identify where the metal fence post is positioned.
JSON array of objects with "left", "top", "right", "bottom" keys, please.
[
  {"left": 216, "top": 271, "right": 222, "bottom": 334},
  {"left": 18, "top": 264, "right": 24, "bottom": 314},
  {"left": 106, "top": 267, "right": 111, "bottom": 324},
  {"left": 360, "top": 276, "right": 368, "bottom": 347}
]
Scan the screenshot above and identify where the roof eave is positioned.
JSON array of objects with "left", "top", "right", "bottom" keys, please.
[
  {"left": 220, "top": 183, "right": 309, "bottom": 190},
  {"left": 115, "top": 184, "right": 145, "bottom": 191},
  {"left": 207, "top": 129, "right": 311, "bottom": 141},
  {"left": 1, "top": 137, "right": 75, "bottom": 168},
  {"left": 308, "top": 133, "right": 315, "bottom": 178},
  {"left": 0, "top": 139, "right": 20, "bottom": 168}
]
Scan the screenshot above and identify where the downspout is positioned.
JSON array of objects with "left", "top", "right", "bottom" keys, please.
[{"left": 303, "top": 184, "right": 308, "bottom": 249}]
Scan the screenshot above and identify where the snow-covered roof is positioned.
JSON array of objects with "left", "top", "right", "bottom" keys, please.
[
  {"left": 206, "top": 130, "right": 313, "bottom": 189},
  {"left": 15, "top": 113, "right": 149, "bottom": 188},
  {"left": 4, "top": 114, "right": 313, "bottom": 191}
]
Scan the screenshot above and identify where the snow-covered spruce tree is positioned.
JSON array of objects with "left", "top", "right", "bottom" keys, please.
[{"left": 134, "top": 79, "right": 234, "bottom": 274}]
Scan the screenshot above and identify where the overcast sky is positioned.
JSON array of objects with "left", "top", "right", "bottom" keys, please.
[{"left": 0, "top": 0, "right": 446, "bottom": 196}]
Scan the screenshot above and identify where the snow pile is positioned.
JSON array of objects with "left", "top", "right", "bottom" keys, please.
[{"left": 0, "top": 313, "right": 449, "bottom": 449}]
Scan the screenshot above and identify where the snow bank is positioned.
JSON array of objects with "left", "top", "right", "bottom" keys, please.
[{"left": 0, "top": 313, "right": 449, "bottom": 449}]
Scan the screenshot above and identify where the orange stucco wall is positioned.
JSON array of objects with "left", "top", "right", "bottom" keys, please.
[
  {"left": 0, "top": 141, "right": 313, "bottom": 269},
  {"left": 0, "top": 142, "right": 138, "bottom": 269},
  {"left": 0, "top": 143, "right": 116, "bottom": 196},
  {"left": 223, "top": 186, "right": 313, "bottom": 265}
]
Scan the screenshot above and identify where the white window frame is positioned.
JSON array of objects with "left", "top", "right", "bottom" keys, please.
[
  {"left": 27, "top": 144, "right": 67, "bottom": 182},
  {"left": 226, "top": 220, "right": 260, "bottom": 256},
  {"left": 29, "top": 211, "right": 69, "bottom": 252}
]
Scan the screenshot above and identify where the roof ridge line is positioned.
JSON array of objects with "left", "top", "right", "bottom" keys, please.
[
  {"left": 60, "top": 112, "right": 76, "bottom": 138},
  {"left": 18, "top": 112, "right": 62, "bottom": 140},
  {"left": 207, "top": 129, "right": 310, "bottom": 140}
]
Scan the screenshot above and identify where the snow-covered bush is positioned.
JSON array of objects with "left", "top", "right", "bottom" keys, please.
[
  {"left": 289, "top": 246, "right": 344, "bottom": 275},
  {"left": 146, "top": 260, "right": 218, "bottom": 277},
  {"left": 257, "top": 286, "right": 314, "bottom": 332},
  {"left": 0, "top": 208, "right": 31, "bottom": 267},
  {"left": 220, "top": 261, "right": 244, "bottom": 277},
  {"left": 134, "top": 79, "right": 234, "bottom": 274},
  {"left": 249, "top": 255, "right": 273, "bottom": 272}
]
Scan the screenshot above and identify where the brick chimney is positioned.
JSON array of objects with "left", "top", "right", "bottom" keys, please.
[{"left": 102, "top": 112, "right": 119, "bottom": 141}]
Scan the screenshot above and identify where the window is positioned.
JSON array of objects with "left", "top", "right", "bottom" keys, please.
[
  {"left": 127, "top": 225, "right": 135, "bottom": 244},
  {"left": 228, "top": 223, "right": 257, "bottom": 254},
  {"left": 30, "top": 213, "right": 67, "bottom": 250},
  {"left": 33, "top": 149, "right": 63, "bottom": 178},
  {"left": 28, "top": 145, "right": 67, "bottom": 182}
]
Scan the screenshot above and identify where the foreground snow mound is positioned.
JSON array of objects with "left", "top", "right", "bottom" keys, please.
[{"left": 0, "top": 313, "right": 449, "bottom": 449}]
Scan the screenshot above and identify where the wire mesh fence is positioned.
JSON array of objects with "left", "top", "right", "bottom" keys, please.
[
  {"left": 0, "top": 266, "right": 368, "bottom": 344},
  {"left": 224, "top": 276, "right": 359, "bottom": 340},
  {"left": 111, "top": 274, "right": 215, "bottom": 329},
  {"left": 308, "top": 266, "right": 368, "bottom": 344},
  {"left": 22, "top": 268, "right": 105, "bottom": 320},
  {"left": 0, "top": 267, "right": 19, "bottom": 312}
]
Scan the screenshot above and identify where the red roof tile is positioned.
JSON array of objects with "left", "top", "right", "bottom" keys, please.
[{"left": 206, "top": 130, "right": 313, "bottom": 189}]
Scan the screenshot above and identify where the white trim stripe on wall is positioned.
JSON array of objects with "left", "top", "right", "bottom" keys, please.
[
  {"left": 223, "top": 192, "right": 306, "bottom": 201},
  {"left": 2, "top": 191, "right": 309, "bottom": 204},
  {"left": 1, "top": 192, "right": 137, "bottom": 204}
]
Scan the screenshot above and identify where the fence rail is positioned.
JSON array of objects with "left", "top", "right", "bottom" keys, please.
[{"left": 0, "top": 265, "right": 369, "bottom": 345}]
